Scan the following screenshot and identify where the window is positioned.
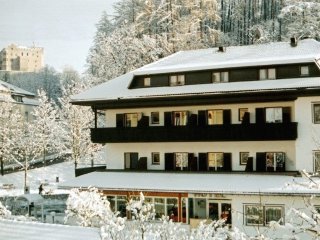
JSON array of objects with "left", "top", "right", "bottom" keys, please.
[
  {"left": 265, "top": 107, "right": 282, "bottom": 123},
  {"left": 212, "top": 72, "right": 228, "bottom": 83},
  {"left": 144, "top": 77, "right": 151, "bottom": 86},
  {"left": 170, "top": 74, "right": 185, "bottom": 86},
  {"left": 207, "top": 110, "right": 223, "bottom": 125},
  {"left": 124, "top": 152, "right": 138, "bottom": 169},
  {"left": 208, "top": 152, "right": 223, "bottom": 170},
  {"left": 173, "top": 111, "right": 188, "bottom": 126},
  {"left": 266, "top": 152, "right": 285, "bottom": 171},
  {"left": 259, "top": 68, "right": 276, "bottom": 80},
  {"left": 152, "top": 152, "right": 160, "bottom": 165},
  {"left": 300, "top": 66, "right": 309, "bottom": 76},
  {"left": 151, "top": 112, "right": 159, "bottom": 124},
  {"left": 124, "top": 113, "right": 140, "bottom": 127},
  {"left": 245, "top": 204, "right": 284, "bottom": 226},
  {"left": 239, "top": 108, "right": 248, "bottom": 121},
  {"left": 313, "top": 103, "right": 320, "bottom": 124},
  {"left": 175, "top": 152, "right": 188, "bottom": 170},
  {"left": 314, "top": 151, "right": 320, "bottom": 172},
  {"left": 265, "top": 206, "right": 284, "bottom": 225},
  {"left": 245, "top": 205, "right": 263, "bottom": 225}
]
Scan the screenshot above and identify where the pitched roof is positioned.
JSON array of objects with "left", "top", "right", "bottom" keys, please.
[
  {"left": 0, "top": 80, "right": 35, "bottom": 96},
  {"left": 71, "top": 39, "right": 320, "bottom": 104}
]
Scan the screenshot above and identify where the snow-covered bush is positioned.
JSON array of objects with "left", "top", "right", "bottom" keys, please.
[{"left": 0, "top": 201, "right": 11, "bottom": 219}]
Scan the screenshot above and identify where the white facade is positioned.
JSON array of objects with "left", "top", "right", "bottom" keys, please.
[{"left": 68, "top": 39, "right": 320, "bottom": 239}]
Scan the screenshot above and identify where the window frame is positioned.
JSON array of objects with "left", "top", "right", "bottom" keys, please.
[
  {"left": 300, "top": 66, "right": 309, "bottom": 76},
  {"left": 172, "top": 111, "right": 188, "bottom": 126},
  {"left": 312, "top": 103, "right": 320, "bottom": 124},
  {"left": 259, "top": 68, "right": 276, "bottom": 80},
  {"left": 174, "top": 152, "right": 188, "bottom": 170},
  {"left": 265, "top": 107, "right": 283, "bottom": 123},
  {"left": 144, "top": 77, "right": 151, "bottom": 87},
  {"left": 266, "top": 152, "right": 285, "bottom": 171},
  {"left": 212, "top": 71, "right": 229, "bottom": 83},
  {"left": 170, "top": 74, "right": 185, "bottom": 86},
  {"left": 239, "top": 108, "right": 248, "bottom": 121},
  {"left": 313, "top": 151, "right": 320, "bottom": 172},
  {"left": 152, "top": 152, "right": 160, "bottom": 165},
  {"left": 244, "top": 204, "right": 284, "bottom": 226},
  {"left": 240, "top": 152, "right": 249, "bottom": 165},
  {"left": 208, "top": 152, "right": 224, "bottom": 170},
  {"left": 207, "top": 109, "right": 223, "bottom": 125},
  {"left": 124, "top": 113, "right": 141, "bottom": 127},
  {"left": 151, "top": 112, "right": 160, "bottom": 124}
]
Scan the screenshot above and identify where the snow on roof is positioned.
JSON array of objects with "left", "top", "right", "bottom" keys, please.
[
  {"left": 71, "top": 39, "right": 320, "bottom": 103},
  {"left": 0, "top": 80, "right": 35, "bottom": 96},
  {"left": 0, "top": 219, "right": 100, "bottom": 240},
  {"left": 72, "top": 75, "right": 320, "bottom": 103},
  {"left": 135, "top": 39, "right": 320, "bottom": 75},
  {"left": 58, "top": 171, "right": 320, "bottom": 196}
]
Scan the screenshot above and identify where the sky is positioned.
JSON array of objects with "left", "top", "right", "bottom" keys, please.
[{"left": 0, "top": 0, "right": 118, "bottom": 73}]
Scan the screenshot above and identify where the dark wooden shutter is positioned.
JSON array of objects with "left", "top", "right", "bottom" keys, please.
[
  {"left": 164, "top": 112, "right": 172, "bottom": 126},
  {"left": 189, "top": 155, "right": 198, "bottom": 171},
  {"left": 131, "top": 153, "right": 139, "bottom": 169},
  {"left": 282, "top": 107, "right": 291, "bottom": 123},
  {"left": 242, "top": 112, "right": 250, "bottom": 124},
  {"left": 256, "top": 152, "right": 266, "bottom": 172},
  {"left": 223, "top": 109, "right": 231, "bottom": 125},
  {"left": 188, "top": 114, "right": 198, "bottom": 126},
  {"left": 188, "top": 153, "right": 195, "bottom": 171},
  {"left": 165, "top": 153, "right": 174, "bottom": 171},
  {"left": 116, "top": 114, "right": 124, "bottom": 128},
  {"left": 245, "top": 157, "right": 253, "bottom": 172},
  {"left": 137, "top": 157, "right": 147, "bottom": 170},
  {"left": 223, "top": 153, "right": 232, "bottom": 171},
  {"left": 255, "top": 108, "right": 265, "bottom": 124},
  {"left": 138, "top": 116, "right": 149, "bottom": 127},
  {"left": 198, "top": 110, "right": 206, "bottom": 126},
  {"left": 198, "top": 153, "right": 208, "bottom": 171}
]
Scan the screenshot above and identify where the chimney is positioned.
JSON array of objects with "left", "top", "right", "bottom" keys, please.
[{"left": 290, "top": 37, "right": 298, "bottom": 47}]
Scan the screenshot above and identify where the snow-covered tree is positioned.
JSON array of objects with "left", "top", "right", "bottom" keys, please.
[
  {"left": 31, "top": 89, "right": 64, "bottom": 166},
  {"left": 59, "top": 76, "right": 102, "bottom": 166},
  {"left": 0, "top": 100, "right": 24, "bottom": 174},
  {"left": 0, "top": 201, "right": 11, "bottom": 219},
  {"left": 65, "top": 187, "right": 126, "bottom": 240},
  {"left": 279, "top": 0, "right": 320, "bottom": 41}
]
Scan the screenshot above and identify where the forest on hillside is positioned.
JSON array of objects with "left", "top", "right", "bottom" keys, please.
[{"left": 86, "top": 0, "right": 320, "bottom": 85}]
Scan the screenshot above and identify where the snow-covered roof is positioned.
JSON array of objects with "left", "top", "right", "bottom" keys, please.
[
  {"left": 72, "top": 75, "right": 320, "bottom": 103},
  {"left": 0, "top": 219, "right": 100, "bottom": 240},
  {"left": 71, "top": 39, "right": 320, "bottom": 104},
  {"left": 58, "top": 171, "right": 320, "bottom": 196},
  {"left": 0, "top": 80, "right": 35, "bottom": 97},
  {"left": 135, "top": 39, "right": 320, "bottom": 75}
]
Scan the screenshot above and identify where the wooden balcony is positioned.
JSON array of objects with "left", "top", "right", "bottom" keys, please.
[{"left": 91, "top": 123, "right": 298, "bottom": 143}]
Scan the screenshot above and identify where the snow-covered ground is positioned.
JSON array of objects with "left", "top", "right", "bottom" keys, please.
[{"left": 0, "top": 161, "right": 76, "bottom": 196}]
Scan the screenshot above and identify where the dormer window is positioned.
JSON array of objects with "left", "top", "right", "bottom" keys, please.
[
  {"left": 300, "top": 66, "right": 309, "bottom": 76},
  {"left": 170, "top": 74, "right": 185, "bottom": 86},
  {"left": 212, "top": 71, "right": 228, "bottom": 83},
  {"left": 259, "top": 68, "right": 276, "bottom": 80},
  {"left": 144, "top": 77, "right": 151, "bottom": 87}
]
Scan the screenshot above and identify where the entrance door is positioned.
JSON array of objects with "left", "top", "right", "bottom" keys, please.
[{"left": 208, "top": 201, "right": 232, "bottom": 224}]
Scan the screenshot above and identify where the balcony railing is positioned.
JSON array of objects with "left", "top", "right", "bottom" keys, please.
[{"left": 91, "top": 123, "right": 298, "bottom": 143}]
